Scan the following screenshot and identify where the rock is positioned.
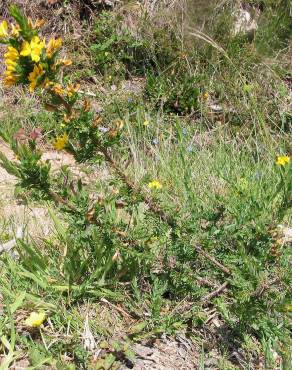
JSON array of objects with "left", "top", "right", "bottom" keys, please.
[
  {"left": 277, "top": 225, "right": 292, "bottom": 244},
  {"left": 233, "top": 5, "right": 259, "bottom": 39}
]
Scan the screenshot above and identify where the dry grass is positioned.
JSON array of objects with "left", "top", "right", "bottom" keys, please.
[{"left": 0, "top": 0, "right": 86, "bottom": 36}]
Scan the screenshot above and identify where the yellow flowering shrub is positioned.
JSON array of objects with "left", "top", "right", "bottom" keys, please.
[
  {"left": 0, "top": 5, "right": 127, "bottom": 163},
  {"left": 0, "top": 6, "right": 72, "bottom": 102}
]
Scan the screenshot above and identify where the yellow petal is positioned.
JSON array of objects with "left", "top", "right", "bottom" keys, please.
[
  {"left": 53, "top": 133, "right": 68, "bottom": 151},
  {"left": 276, "top": 155, "right": 290, "bottom": 166},
  {"left": 5, "top": 59, "right": 17, "bottom": 67},
  {"left": 11, "top": 23, "right": 20, "bottom": 37},
  {"left": 0, "top": 21, "right": 8, "bottom": 38},
  {"left": 148, "top": 180, "right": 162, "bottom": 189},
  {"left": 20, "top": 41, "right": 31, "bottom": 57},
  {"left": 25, "top": 311, "right": 46, "bottom": 327},
  {"left": 61, "top": 59, "right": 72, "bottom": 66},
  {"left": 7, "top": 65, "right": 16, "bottom": 72},
  {"left": 31, "top": 51, "right": 41, "bottom": 62}
]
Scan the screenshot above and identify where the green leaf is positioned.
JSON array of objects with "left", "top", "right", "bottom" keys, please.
[
  {"left": 48, "top": 208, "right": 67, "bottom": 241},
  {"left": 0, "top": 151, "right": 21, "bottom": 178},
  {"left": 130, "top": 321, "right": 147, "bottom": 334},
  {"left": 10, "top": 291, "right": 26, "bottom": 314},
  {"left": 9, "top": 5, "right": 35, "bottom": 40},
  {"left": 103, "top": 353, "right": 116, "bottom": 370}
]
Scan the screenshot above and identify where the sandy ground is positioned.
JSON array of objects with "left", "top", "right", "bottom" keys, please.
[{"left": 0, "top": 140, "right": 72, "bottom": 240}]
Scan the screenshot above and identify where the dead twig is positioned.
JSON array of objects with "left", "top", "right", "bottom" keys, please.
[
  {"left": 100, "top": 297, "right": 133, "bottom": 320},
  {"left": 195, "top": 246, "right": 231, "bottom": 275},
  {"left": 196, "top": 276, "right": 218, "bottom": 288},
  {"left": 202, "top": 282, "right": 229, "bottom": 305},
  {"left": 251, "top": 278, "right": 280, "bottom": 298},
  {"left": 48, "top": 189, "right": 76, "bottom": 211}
]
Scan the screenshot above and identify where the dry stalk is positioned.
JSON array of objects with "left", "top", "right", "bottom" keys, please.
[{"left": 202, "top": 282, "right": 229, "bottom": 306}]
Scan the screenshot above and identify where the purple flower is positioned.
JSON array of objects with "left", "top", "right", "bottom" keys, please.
[
  {"left": 99, "top": 126, "right": 109, "bottom": 133},
  {"left": 29, "top": 128, "right": 42, "bottom": 140}
]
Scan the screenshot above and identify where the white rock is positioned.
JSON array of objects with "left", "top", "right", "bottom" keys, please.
[
  {"left": 277, "top": 225, "right": 292, "bottom": 243},
  {"left": 233, "top": 8, "right": 258, "bottom": 36}
]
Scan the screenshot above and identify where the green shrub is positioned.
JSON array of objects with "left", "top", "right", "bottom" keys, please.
[
  {"left": 90, "top": 11, "right": 149, "bottom": 78},
  {"left": 145, "top": 71, "right": 200, "bottom": 113}
]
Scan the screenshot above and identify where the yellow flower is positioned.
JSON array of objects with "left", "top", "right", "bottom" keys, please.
[
  {"left": 51, "top": 83, "right": 65, "bottom": 95},
  {"left": 53, "top": 133, "right": 68, "bottom": 151},
  {"left": 3, "top": 48, "right": 20, "bottom": 87},
  {"left": 46, "top": 37, "right": 62, "bottom": 58},
  {"left": 20, "top": 36, "right": 45, "bottom": 63},
  {"left": 143, "top": 120, "right": 150, "bottom": 126},
  {"left": 28, "top": 18, "right": 45, "bottom": 30},
  {"left": 6, "top": 63, "right": 17, "bottom": 72},
  {"left": 276, "top": 155, "right": 290, "bottom": 166},
  {"left": 10, "top": 23, "right": 20, "bottom": 37},
  {"left": 30, "top": 36, "right": 45, "bottom": 62},
  {"left": 4, "top": 46, "right": 19, "bottom": 62},
  {"left": 0, "top": 21, "right": 8, "bottom": 38},
  {"left": 60, "top": 59, "right": 72, "bottom": 66},
  {"left": 66, "top": 83, "right": 80, "bottom": 97},
  {"left": 7, "top": 59, "right": 19, "bottom": 71},
  {"left": 115, "top": 120, "right": 124, "bottom": 130},
  {"left": 25, "top": 311, "right": 46, "bottom": 328},
  {"left": 203, "top": 92, "right": 209, "bottom": 100},
  {"left": 83, "top": 99, "right": 91, "bottom": 112},
  {"left": 20, "top": 41, "right": 33, "bottom": 56},
  {"left": 4, "top": 74, "right": 17, "bottom": 87},
  {"left": 64, "top": 112, "right": 77, "bottom": 123},
  {"left": 148, "top": 180, "right": 162, "bottom": 190},
  {"left": 28, "top": 64, "right": 45, "bottom": 92}
]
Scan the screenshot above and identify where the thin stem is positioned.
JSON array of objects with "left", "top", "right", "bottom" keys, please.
[
  {"left": 99, "top": 145, "right": 176, "bottom": 226},
  {"left": 202, "top": 282, "right": 229, "bottom": 305},
  {"left": 195, "top": 246, "right": 231, "bottom": 275}
]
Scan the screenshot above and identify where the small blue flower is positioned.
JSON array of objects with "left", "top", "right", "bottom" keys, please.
[
  {"left": 254, "top": 170, "right": 263, "bottom": 180},
  {"left": 152, "top": 138, "right": 158, "bottom": 145},
  {"left": 182, "top": 128, "right": 187, "bottom": 135},
  {"left": 187, "top": 145, "right": 193, "bottom": 152},
  {"left": 128, "top": 97, "right": 133, "bottom": 103}
]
